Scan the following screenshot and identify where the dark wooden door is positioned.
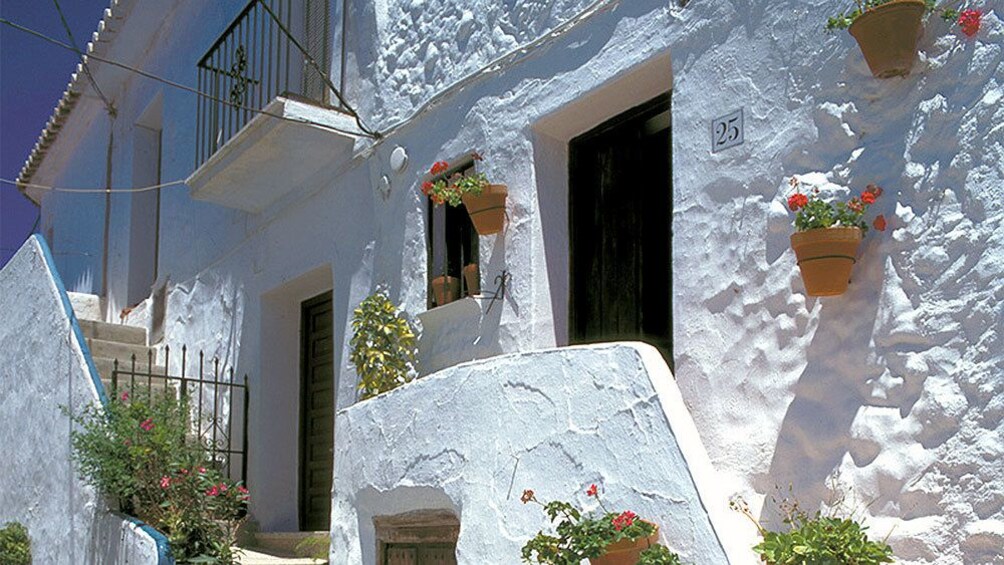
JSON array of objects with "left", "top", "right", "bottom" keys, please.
[
  {"left": 300, "top": 291, "right": 334, "bottom": 531},
  {"left": 385, "top": 543, "right": 457, "bottom": 565},
  {"left": 569, "top": 94, "right": 672, "bottom": 362}
]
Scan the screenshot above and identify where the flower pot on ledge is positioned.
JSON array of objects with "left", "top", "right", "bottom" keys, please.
[
  {"left": 848, "top": 0, "right": 926, "bottom": 78},
  {"left": 791, "top": 227, "right": 863, "bottom": 296},
  {"left": 431, "top": 276, "right": 460, "bottom": 306},
  {"left": 462, "top": 184, "right": 508, "bottom": 235},
  {"left": 589, "top": 524, "right": 660, "bottom": 565},
  {"left": 463, "top": 263, "right": 480, "bottom": 296}
]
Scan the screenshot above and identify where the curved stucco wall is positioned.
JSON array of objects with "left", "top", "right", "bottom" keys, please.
[
  {"left": 330, "top": 343, "right": 749, "bottom": 564},
  {"left": 0, "top": 237, "right": 162, "bottom": 564},
  {"left": 28, "top": 0, "right": 1003, "bottom": 562}
]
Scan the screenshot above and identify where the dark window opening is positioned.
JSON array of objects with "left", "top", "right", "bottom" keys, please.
[{"left": 426, "top": 162, "right": 481, "bottom": 308}]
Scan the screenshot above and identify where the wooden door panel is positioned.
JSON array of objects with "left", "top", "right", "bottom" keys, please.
[
  {"left": 300, "top": 291, "right": 334, "bottom": 531},
  {"left": 569, "top": 94, "right": 672, "bottom": 361}
]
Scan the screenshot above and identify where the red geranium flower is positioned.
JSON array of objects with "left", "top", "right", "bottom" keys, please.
[
  {"left": 612, "top": 510, "right": 637, "bottom": 531},
  {"left": 865, "top": 184, "right": 883, "bottom": 198},
  {"left": 959, "top": 9, "right": 982, "bottom": 37},
  {"left": 139, "top": 418, "right": 154, "bottom": 431},
  {"left": 521, "top": 489, "right": 535, "bottom": 504},
  {"left": 421, "top": 181, "right": 433, "bottom": 195},
  {"left": 861, "top": 191, "right": 876, "bottom": 205},
  {"left": 847, "top": 198, "right": 864, "bottom": 213},
  {"left": 586, "top": 484, "right": 598, "bottom": 497},
  {"left": 873, "top": 214, "right": 887, "bottom": 232},
  {"left": 430, "top": 161, "right": 449, "bottom": 175},
  {"left": 788, "top": 193, "right": 808, "bottom": 211}
]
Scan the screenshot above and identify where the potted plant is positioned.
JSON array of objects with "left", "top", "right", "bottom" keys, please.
[
  {"left": 463, "top": 263, "right": 480, "bottom": 296},
  {"left": 731, "top": 494, "right": 894, "bottom": 565},
  {"left": 421, "top": 153, "right": 508, "bottom": 235},
  {"left": 520, "top": 484, "right": 681, "bottom": 565},
  {"left": 786, "top": 177, "right": 886, "bottom": 297},
  {"left": 826, "top": 1, "right": 984, "bottom": 78},
  {"left": 431, "top": 274, "right": 460, "bottom": 306},
  {"left": 349, "top": 290, "right": 417, "bottom": 399}
]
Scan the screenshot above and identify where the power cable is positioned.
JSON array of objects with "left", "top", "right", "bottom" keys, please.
[
  {"left": 0, "top": 17, "right": 379, "bottom": 140},
  {"left": 51, "top": 0, "right": 115, "bottom": 116},
  {"left": 1, "top": 177, "right": 186, "bottom": 194}
]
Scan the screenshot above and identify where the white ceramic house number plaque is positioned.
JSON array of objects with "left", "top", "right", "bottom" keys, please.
[{"left": 711, "top": 108, "right": 744, "bottom": 153}]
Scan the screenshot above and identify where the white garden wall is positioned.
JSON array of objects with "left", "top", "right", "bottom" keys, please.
[
  {"left": 0, "top": 236, "right": 165, "bottom": 565},
  {"left": 330, "top": 343, "right": 748, "bottom": 564},
  {"left": 17, "top": 0, "right": 1003, "bottom": 562}
]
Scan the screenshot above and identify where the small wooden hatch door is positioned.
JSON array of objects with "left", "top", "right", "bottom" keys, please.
[{"left": 299, "top": 291, "right": 334, "bottom": 531}]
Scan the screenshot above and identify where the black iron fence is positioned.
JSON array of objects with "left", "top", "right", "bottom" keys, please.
[
  {"left": 109, "top": 345, "right": 249, "bottom": 486},
  {"left": 195, "top": 0, "right": 333, "bottom": 168}
]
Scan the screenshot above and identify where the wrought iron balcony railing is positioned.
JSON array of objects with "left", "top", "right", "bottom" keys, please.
[{"left": 195, "top": 0, "right": 334, "bottom": 169}]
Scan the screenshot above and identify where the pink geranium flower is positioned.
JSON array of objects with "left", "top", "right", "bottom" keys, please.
[
  {"left": 159, "top": 476, "right": 171, "bottom": 489},
  {"left": 139, "top": 418, "right": 154, "bottom": 431}
]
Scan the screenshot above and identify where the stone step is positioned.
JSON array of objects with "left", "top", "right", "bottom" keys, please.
[
  {"left": 94, "top": 357, "right": 168, "bottom": 379},
  {"left": 253, "top": 532, "right": 329, "bottom": 559},
  {"left": 68, "top": 291, "right": 105, "bottom": 322},
  {"left": 236, "top": 547, "right": 327, "bottom": 565},
  {"left": 79, "top": 319, "right": 147, "bottom": 345},
  {"left": 87, "top": 338, "right": 156, "bottom": 364}
]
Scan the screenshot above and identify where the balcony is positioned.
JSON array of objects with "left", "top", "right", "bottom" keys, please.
[{"left": 189, "top": 0, "right": 368, "bottom": 212}]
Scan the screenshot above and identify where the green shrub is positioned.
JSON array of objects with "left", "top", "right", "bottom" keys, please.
[
  {"left": 69, "top": 389, "right": 247, "bottom": 564},
  {"left": 732, "top": 491, "right": 893, "bottom": 565},
  {"left": 350, "top": 290, "right": 417, "bottom": 400},
  {"left": 0, "top": 522, "right": 31, "bottom": 565},
  {"left": 638, "top": 544, "right": 682, "bottom": 565}
]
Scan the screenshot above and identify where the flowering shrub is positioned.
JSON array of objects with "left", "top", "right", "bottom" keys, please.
[
  {"left": 520, "top": 485, "right": 680, "bottom": 564},
  {"left": 0, "top": 522, "right": 31, "bottom": 565},
  {"left": 786, "top": 177, "right": 886, "bottom": 234},
  {"left": 826, "top": 0, "right": 983, "bottom": 36},
  {"left": 420, "top": 153, "right": 490, "bottom": 207},
  {"left": 731, "top": 493, "right": 894, "bottom": 565},
  {"left": 350, "top": 290, "right": 417, "bottom": 400},
  {"left": 69, "top": 389, "right": 247, "bottom": 564}
]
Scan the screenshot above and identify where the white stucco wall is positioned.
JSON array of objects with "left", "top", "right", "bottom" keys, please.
[
  {"left": 23, "top": 0, "right": 1003, "bottom": 562},
  {"left": 0, "top": 236, "right": 163, "bottom": 565},
  {"left": 330, "top": 343, "right": 747, "bottom": 564}
]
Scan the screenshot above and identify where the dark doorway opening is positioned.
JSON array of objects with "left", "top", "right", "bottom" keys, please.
[
  {"left": 568, "top": 93, "right": 672, "bottom": 365},
  {"left": 299, "top": 291, "right": 334, "bottom": 531}
]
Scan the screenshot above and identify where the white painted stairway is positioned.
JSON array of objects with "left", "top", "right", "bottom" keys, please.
[{"left": 78, "top": 319, "right": 165, "bottom": 392}]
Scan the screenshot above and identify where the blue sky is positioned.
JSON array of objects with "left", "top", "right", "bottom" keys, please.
[{"left": 0, "top": 0, "right": 109, "bottom": 267}]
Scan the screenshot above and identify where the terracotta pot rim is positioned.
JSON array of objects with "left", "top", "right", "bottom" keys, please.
[
  {"left": 791, "top": 226, "right": 864, "bottom": 245},
  {"left": 848, "top": 0, "right": 926, "bottom": 36}
]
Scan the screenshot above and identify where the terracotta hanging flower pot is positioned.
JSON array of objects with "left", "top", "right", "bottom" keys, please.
[
  {"left": 462, "top": 263, "right": 480, "bottom": 296},
  {"left": 431, "top": 275, "right": 460, "bottom": 306},
  {"left": 589, "top": 524, "right": 660, "bottom": 565},
  {"left": 791, "top": 227, "right": 863, "bottom": 296},
  {"left": 848, "top": 0, "right": 926, "bottom": 78},
  {"left": 420, "top": 153, "right": 508, "bottom": 236},
  {"left": 462, "top": 184, "right": 508, "bottom": 235}
]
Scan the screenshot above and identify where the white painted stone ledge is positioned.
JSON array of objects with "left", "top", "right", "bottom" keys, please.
[{"left": 331, "top": 342, "right": 759, "bottom": 564}]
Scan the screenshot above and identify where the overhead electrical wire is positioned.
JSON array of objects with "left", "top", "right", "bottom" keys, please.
[
  {"left": 0, "top": 17, "right": 380, "bottom": 141},
  {"left": 1, "top": 177, "right": 187, "bottom": 194}
]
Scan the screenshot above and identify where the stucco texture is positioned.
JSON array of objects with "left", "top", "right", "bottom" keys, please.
[
  {"left": 0, "top": 237, "right": 160, "bottom": 564},
  {"left": 330, "top": 343, "right": 738, "bottom": 564},
  {"left": 22, "top": 0, "right": 1004, "bottom": 562}
]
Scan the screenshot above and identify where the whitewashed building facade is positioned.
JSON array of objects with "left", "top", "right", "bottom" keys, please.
[{"left": 2, "top": 0, "right": 1002, "bottom": 563}]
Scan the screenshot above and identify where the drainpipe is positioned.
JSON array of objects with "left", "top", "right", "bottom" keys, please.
[{"left": 100, "top": 118, "right": 114, "bottom": 320}]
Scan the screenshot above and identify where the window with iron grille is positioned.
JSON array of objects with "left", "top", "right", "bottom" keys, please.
[{"left": 425, "top": 161, "right": 481, "bottom": 308}]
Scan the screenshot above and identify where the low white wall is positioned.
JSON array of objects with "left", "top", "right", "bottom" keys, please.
[
  {"left": 0, "top": 236, "right": 165, "bottom": 565},
  {"left": 331, "top": 342, "right": 755, "bottom": 564}
]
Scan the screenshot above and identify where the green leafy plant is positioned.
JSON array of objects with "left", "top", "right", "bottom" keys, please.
[
  {"left": 420, "top": 152, "right": 490, "bottom": 207},
  {"left": 731, "top": 490, "right": 894, "bottom": 565},
  {"left": 786, "top": 177, "right": 886, "bottom": 234},
  {"left": 825, "top": 0, "right": 983, "bottom": 36},
  {"left": 69, "top": 389, "right": 248, "bottom": 564},
  {"left": 0, "top": 522, "right": 31, "bottom": 565},
  {"left": 350, "top": 290, "right": 418, "bottom": 400},
  {"left": 520, "top": 484, "right": 680, "bottom": 564}
]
